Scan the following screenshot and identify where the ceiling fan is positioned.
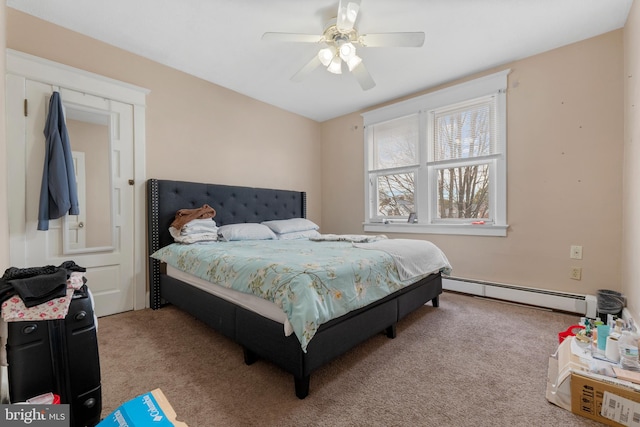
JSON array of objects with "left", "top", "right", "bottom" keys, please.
[{"left": 261, "top": 0, "right": 425, "bottom": 91}]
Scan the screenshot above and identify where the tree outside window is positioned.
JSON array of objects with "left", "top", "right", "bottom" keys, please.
[{"left": 433, "top": 102, "right": 493, "bottom": 220}]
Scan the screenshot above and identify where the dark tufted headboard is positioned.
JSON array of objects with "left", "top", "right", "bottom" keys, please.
[{"left": 147, "top": 178, "right": 307, "bottom": 308}]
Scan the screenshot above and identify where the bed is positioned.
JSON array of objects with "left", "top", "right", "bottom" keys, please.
[{"left": 147, "top": 178, "right": 447, "bottom": 398}]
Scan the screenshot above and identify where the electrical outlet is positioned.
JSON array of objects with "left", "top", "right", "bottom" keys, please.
[
  {"left": 570, "top": 245, "right": 583, "bottom": 260},
  {"left": 570, "top": 267, "right": 582, "bottom": 280}
]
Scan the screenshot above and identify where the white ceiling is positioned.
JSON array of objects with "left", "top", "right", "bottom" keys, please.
[{"left": 8, "top": 0, "right": 633, "bottom": 122}]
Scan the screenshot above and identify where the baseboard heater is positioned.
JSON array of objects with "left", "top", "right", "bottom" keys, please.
[{"left": 443, "top": 276, "right": 597, "bottom": 317}]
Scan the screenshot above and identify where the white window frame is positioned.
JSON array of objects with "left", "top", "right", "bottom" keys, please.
[{"left": 362, "top": 70, "right": 510, "bottom": 237}]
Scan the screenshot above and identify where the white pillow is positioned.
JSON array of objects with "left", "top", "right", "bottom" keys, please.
[
  {"left": 261, "top": 218, "right": 319, "bottom": 234},
  {"left": 276, "top": 229, "right": 321, "bottom": 240},
  {"left": 217, "top": 223, "right": 277, "bottom": 241}
]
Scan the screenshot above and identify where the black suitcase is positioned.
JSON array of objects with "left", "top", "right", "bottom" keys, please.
[{"left": 6, "top": 285, "right": 102, "bottom": 427}]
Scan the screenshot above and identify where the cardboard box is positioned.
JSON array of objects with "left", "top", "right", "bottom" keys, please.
[
  {"left": 548, "top": 336, "right": 640, "bottom": 425},
  {"left": 571, "top": 372, "right": 640, "bottom": 426},
  {"left": 97, "top": 389, "right": 188, "bottom": 427}
]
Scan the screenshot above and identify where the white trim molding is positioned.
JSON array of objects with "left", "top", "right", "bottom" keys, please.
[
  {"left": 363, "top": 222, "right": 508, "bottom": 237},
  {"left": 7, "top": 49, "right": 149, "bottom": 105}
]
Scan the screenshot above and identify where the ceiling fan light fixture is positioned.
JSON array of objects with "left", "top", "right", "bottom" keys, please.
[
  {"left": 347, "top": 55, "right": 362, "bottom": 72},
  {"left": 264, "top": 0, "right": 422, "bottom": 90},
  {"left": 339, "top": 42, "right": 356, "bottom": 61},
  {"left": 318, "top": 46, "right": 336, "bottom": 67},
  {"left": 327, "top": 56, "right": 343, "bottom": 74}
]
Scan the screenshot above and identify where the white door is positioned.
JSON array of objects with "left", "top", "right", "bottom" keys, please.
[{"left": 7, "top": 78, "right": 135, "bottom": 317}]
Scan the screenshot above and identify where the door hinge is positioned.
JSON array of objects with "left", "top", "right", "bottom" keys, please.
[{"left": 24, "top": 99, "right": 28, "bottom": 117}]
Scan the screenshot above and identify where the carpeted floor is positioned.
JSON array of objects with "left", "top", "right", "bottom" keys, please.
[{"left": 96, "top": 291, "right": 602, "bottom": 426}]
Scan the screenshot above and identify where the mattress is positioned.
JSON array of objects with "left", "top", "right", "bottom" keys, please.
[
  {"left": 166, "top": 265, "right": 294, "bottom": 336},
  {"left": 156, "top": 238, "right": 451, "bottom": 351}
]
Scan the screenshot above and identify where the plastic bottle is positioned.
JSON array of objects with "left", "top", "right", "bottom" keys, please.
[{"left": 619, "top": 329, "right": 640, "bottom": 371}]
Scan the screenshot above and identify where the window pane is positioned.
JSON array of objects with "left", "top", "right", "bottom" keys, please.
[
  {"left": 436, "top": 164, "right": 489, "bottom": 219},
  {"left": 376, "top": 173, "right": 415, "bottom": 216},
  {"left": 434, "top": 102, "right": 493, "bottom": 162},
  {"left": 372, "top": 115, "right": 418, "bottom": 170}
]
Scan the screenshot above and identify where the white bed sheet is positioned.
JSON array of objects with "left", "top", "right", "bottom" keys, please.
[{"left": 166, "top": 265, "right": 294, "bottom": 336}]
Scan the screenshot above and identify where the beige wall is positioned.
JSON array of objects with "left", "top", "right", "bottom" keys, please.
[
  {"left": 622, "top": 0, "right": 640, "bottom": 322},
  {"left": 322, "top": 30, "right": 625, "bottom": 297},
  {"left": 5, "top": 9, "right": 322, "bottom": 225},
  {"left": 0, "top": 1, "right": 8, "bottom": 270}
]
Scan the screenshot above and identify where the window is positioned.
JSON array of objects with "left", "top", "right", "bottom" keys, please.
[
  {"left": 363, "top": 70, "right": 509, "bottom": 236},
  {"left": 370, "top": 114, "right": 418, "bottom": 218}
]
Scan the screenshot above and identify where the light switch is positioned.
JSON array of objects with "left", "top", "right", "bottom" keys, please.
[{"left": 570, "top": 245, "right": 583, "bottom": 260}]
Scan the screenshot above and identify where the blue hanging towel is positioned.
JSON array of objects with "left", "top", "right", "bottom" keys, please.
[{"left": 37, "top": 91, "right": 80, "bottom": 231}]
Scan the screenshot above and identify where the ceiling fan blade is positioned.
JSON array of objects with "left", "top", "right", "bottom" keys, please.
[
  {"left": 351, "top": 62, "right": 376, "bottom": 91},
  {"left": 261, "top": 32, "right": 324, "bottom": 43},
  {"left": 336, "top": 0, "right": 361, "bottom": 32},
  {"left": 359, "top": 32, "right": 426, "bottom": 48},
  {"left": 291, "top": 55, "right": 322, "bottom": 82}
]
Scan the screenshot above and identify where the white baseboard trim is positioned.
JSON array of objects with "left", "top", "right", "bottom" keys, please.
[{"left": 443, "top": 276, "right": 596, "bottom": 316}]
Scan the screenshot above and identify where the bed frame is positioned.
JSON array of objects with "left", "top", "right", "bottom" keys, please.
[{"left": 147, "top": 178, "right": 442, "bottom": 399}]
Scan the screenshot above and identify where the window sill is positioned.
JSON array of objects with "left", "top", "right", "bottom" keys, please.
[{"left": 363, "top": 222, "right": 509, "bottom": 237}]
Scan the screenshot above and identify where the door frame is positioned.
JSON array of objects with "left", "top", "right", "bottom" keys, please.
[{"left": 6, "top": 49, "right": 149, "bottom": 311}]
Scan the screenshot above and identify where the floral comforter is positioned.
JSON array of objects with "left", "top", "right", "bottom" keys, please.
[{"left": 151, "top": 239, "right": 449, "bottom": 351}]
